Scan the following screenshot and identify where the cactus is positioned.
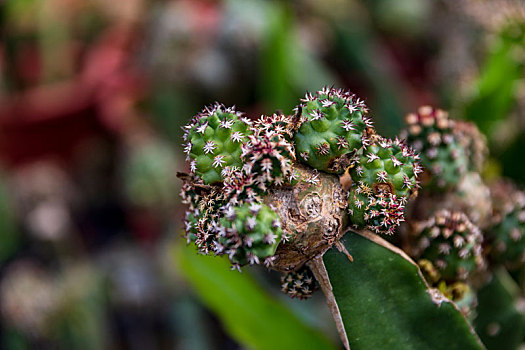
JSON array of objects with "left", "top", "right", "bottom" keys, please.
[
  {"left": 347, "top": 136, "right": 421, "bottom": 234},
  {"left": 183, "top": 103, "right": 252, "bottom": 184},
  {"left": 412, "top": 210, "right": 484, "bottom": 282},
  {"left": 280, "top": 265, "right": 318, "bottom": 300},
  {"left": 180, "top": 176, "right": 228, "bottom": 254},
  {"left": 488, "top": 182, "right": 525, "bottom": 269},
  {"left": 293, "top": 87, "right": 372, "bottom": 174},
  {"left": 179, "top": 93, "right": 489, "bottom": 350},
  {"left": 217, "top": 202, "right": 283, "bottom": 268},
  {"left": 241, "top": 122, "right": 296, "bottom": 189},
  {"left": 401, "top": 106, "right": 470, "bottom": 190}
]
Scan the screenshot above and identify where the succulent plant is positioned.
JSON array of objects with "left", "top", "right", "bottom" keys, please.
[
  {"left": 178, "top": 91, "right": 502, "bottom": 350},
  {"left": 488, "top": 182, "right": 525, "bottom": 269},
  {"left": 454, "top": 121, "right": 488, "bottom": 173},
  {"left": 401, "top": 106, "right": 470, "bottom": 190},
  {"left": 412, "top": 210, "right": 484, "bottom": 282},
  {"left": 183, "top": 103, "right": 252, "bottom": 184},
  {"left": 280, "top": 265, "right": 318, "bottom": 300},
  {"left": 347, "top": 136, "right": 421, "bottom": 234},
  {"left": 240, "top": 122, "right": 296, "bottom": 189},
  {"left": 264, "top": 165, "right": 348, "bottom": 272},
  {"left": 217, "top": 202, "right": 283, "bottom": 269},
  {"left": 293, "top": 87, "right": 372, "bottom": 174},
  {"left": 181, "top": 176, "right": 228, "bottom": 254},
  {"left": 348, "top": 188, "right": 406, "bottom": 235}
]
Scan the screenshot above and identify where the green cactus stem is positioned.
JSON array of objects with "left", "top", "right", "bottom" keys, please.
[
  {"left": 488, "top": 181, "right": 525, "bottom": 269},
  {"left": 347, "top": 136, "right": 421, "bottom": 235},
  {"left": 412, "top": 210, "right": 485, "bottom": 282},
  {"left": 184, "top": 103, "right": 252, "bottom": 184},
  {"left": 294, "top": 87, "right": 371, "bottom": 174},
  {"left": 401, "top": 106, "right": 470, "bottom": 191},
  {"left": 217, "top": 202, "right": 283, "bottom": 269}
]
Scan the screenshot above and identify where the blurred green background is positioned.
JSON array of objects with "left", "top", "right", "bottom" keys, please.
[{"left": 0, "top": 0, "right": 523, "bottom": 349}]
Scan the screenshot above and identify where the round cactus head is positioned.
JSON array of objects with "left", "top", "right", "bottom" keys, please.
[
  {"left": 413, "top": 210, "right": 484, "bottom": 282},
  {"left": 253, "top": 113, "right": 296, "bottom": 142},
  {"left": 488, "top": 182, "right": 525, "bottom": 269},
  {"left": 293, "top": 87, "right": 372, "bottom": 174},
  {"left": 280, "top": 265, "right": 318, "bottom": 300},
  {"left": 347, "top": 136, "right": 421, "bottom": 235},
  {"left": 217, "top": 202, "right": 283, "bottom": 269},
  {"left": 183, "top": 103, "right": 252, "bottom": 184},
  {"left": 242, "top": 121, "right": 296, "bottom": 189},
  {"left": 181, "top": 177, "right": 227, "bottom": 255},
  {"left": 349, "top": 136, "right": 421, "bottom": 199},
  {"left": 348, "top": 188, "right": 406, "bottom": 235},
  {"left": 401, "top": 106, "right": 470, "bottom": 191},
  {"left": 220, "top": 115, "right": 298, "bottom": 205}
]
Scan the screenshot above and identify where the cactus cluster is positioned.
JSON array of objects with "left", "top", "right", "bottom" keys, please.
[
  {"left": 180, "top": 89, "right": 525, "bottom": 350},
  {"left": 280, "top": 266, "right": 318, "bottom": 300},
  {"left": 180, "top": 87, "right": 421, "bottom": 295}
]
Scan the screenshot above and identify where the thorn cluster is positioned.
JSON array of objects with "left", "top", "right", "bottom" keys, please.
[
  {"left": 488, "top": 181, "right": 525, "bottom": 269},
  {"left": 217, "top": 202, "right": 283, "bottom": 269},
  {"left": 280, "top": 266, "right": 318, "bottom": 300},
  {"left": 347, "top": 136, "right": 421, "bottom": 234},
  {"left": 294, "top": 87, "right": 371, "bottom": 174},
  {"left": 401, "top": 106, "right": 480, "bottom": 190},
  {"left": 413, "top": 210, "right": 484, "bottom": 282},
  {"left": 183, "top": 103, "right": 252, "bottom": 184}
]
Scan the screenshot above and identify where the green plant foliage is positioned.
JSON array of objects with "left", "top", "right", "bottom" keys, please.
[
  {"left": 294, "top": 87, "right": 370, "bottom": 174},
  {"left": 176, "top": 243, "right": 338, "bottom": 350},
  {"left": 464, "top": 22, "right": 525, "bottom": 137},
  {"left": 259, "top": 3, "right": 339, "bottom": 112},
  {"left": 323, "top": 231, "right": 484, "bottom": 350},
  {"left": 474, "top": 269, "right": 525, "bottom": 350}
]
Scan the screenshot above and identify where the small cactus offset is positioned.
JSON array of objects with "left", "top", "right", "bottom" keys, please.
[
  {"left": 280, "top": 265, "right": 318, "bottom": 300},
  {"left": 183, "top": 103, "right": 252, "bottom": 184},
  {"left": 488, "top": 181, "right": 525, "bottom": 269},
  {"left": 412, "top": 210, "right": 484, "bottom": 283},
  {"left": 401, "top": 106, "right": 470, "bottom": 190},
  {"left": 241, "top": 120, "right": 296, "bottom": 189},
  {"left": 217, "top": 202, "right": 282, "bottom": 269},
  {"left": 181, "top": 178, "right": 228, "bottom": 254},
  {"left": 348, "top": 189, "right": 406, "bottom": 235},
  {"left": 347, "top": 136, "right": 421, "bottom": 234},
  {"left": 293, "top": 87, "right": 372, "bottom": 174}
]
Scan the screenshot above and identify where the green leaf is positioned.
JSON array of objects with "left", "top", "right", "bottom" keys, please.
[
  {"left": 322, "top": 230, "right": 484, "bottom": 350},
  {"left": 175, "top": 243, "right": 338, "bottom": 350},
  {"left": 474, "top": 268, "right": 525, "bottom": 350}
]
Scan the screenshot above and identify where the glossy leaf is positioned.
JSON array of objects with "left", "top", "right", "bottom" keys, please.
[
  {"left": 175, "top": 243, "right": 338, "bottom": 350},
  {"left": 322, "top": 230, "right": 484, "bottom": 350}
]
